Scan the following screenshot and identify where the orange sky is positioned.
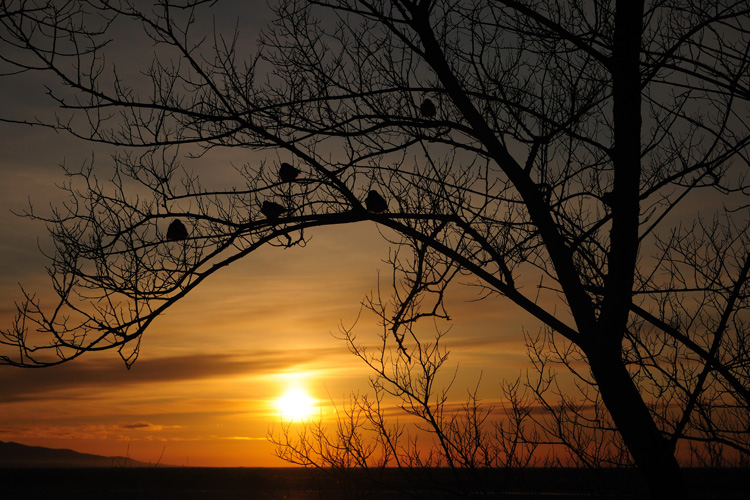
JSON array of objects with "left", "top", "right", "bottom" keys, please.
[
  {"left": 0, "top": 121, "right": 533, "bottom": 466},
  {"left": 0, "top": 198, "right": 531, "bottom": 465},
  {"left": 0, "top": 4, "right": 540, "bottom": 467}
]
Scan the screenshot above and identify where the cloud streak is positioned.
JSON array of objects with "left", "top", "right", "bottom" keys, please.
[{"left": 0, "top": 347, "right": 347, "bottom": 403}]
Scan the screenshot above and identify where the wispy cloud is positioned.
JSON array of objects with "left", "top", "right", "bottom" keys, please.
[
  {"left": 118, "top": 422, "right": 172, "bottom": 431},
  {"left": 0, "top": 347, "right": 347, "bottom": 403}
]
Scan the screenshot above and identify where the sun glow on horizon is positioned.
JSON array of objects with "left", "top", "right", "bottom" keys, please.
[{"left": 276, "top": 387, "right": 318, "bottom": 421}]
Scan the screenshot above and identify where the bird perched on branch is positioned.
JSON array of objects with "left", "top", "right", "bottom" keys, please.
[
  {"left": 166, "top": 219, "right": 188, "bottom": 241},
  {"left": 261, "top": 200, "right": 286, "bottom": 220},
  {"left": 279, "top": 162, "right": 300, "bottom": 182},
  {"left": 420, "top": 98, "right": 436, "bottom": 118},
  {"left": 365, "top": 190, "right": 388, "bottom": 213},
  {"left": 537, "top": 182, "right": 552, "bottom": 203}
]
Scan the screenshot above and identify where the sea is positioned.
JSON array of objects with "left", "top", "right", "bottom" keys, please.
[{"left": 3, "top": 466, "right": 746, "bottom": 499}]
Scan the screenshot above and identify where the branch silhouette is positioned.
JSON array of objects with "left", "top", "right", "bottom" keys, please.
[{"left": 1, "top": 1, "right": 749, "bottom": 497}]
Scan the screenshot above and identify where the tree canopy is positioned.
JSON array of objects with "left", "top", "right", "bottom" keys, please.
[{"left": 1, "top": 1, "right": 749, "bottom": 497}]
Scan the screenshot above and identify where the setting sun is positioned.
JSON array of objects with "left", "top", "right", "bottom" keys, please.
[{"left": 276, "top": 387, "right": 318, "bottom": 421}]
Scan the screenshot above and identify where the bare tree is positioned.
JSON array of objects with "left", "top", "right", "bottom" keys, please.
[
  {"left": 1, "top": 1, "right": 749, "bottom": 497},
  {"left": 269, "top": 322, "right": 543, "bottom": 498}
]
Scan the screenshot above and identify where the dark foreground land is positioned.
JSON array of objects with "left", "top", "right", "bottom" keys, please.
[{"left": 2, "top": 466, "right": 747, "bottom": 500}]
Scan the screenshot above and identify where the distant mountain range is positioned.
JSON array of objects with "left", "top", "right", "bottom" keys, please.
[{"left": 0, "top": 441, "right": 160, "bottom": 467}]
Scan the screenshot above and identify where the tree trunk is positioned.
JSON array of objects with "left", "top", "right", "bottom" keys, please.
[
  {"left": 595, "top": 2, "right": 691, "bottom": 496},
  {"left": 588, "top": 349, "right": 689, "bottom": 499}
]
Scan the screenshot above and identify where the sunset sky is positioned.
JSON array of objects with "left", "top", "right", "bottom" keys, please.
[{"left": 0, "top": 3, "right": 537, "bottom": 466}]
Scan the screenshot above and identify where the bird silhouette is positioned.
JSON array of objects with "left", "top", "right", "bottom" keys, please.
[
  {"left": 365, "top": 190, "right": 388, "bottom": 213},
  {"left": 261, "top": 200, "right": 286, "bottom": 219},
  {"left": 420, "top": 98, "right": 437, "bottom": 118},
  {"left": 537, "top": 182, "right": 552, "bottom": 203},
  {"left": 166, "top": 219, "right": 188, "bottom": 241},
  {"left": 279, "top": 162, "right": 300, "bottom": 182}
]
